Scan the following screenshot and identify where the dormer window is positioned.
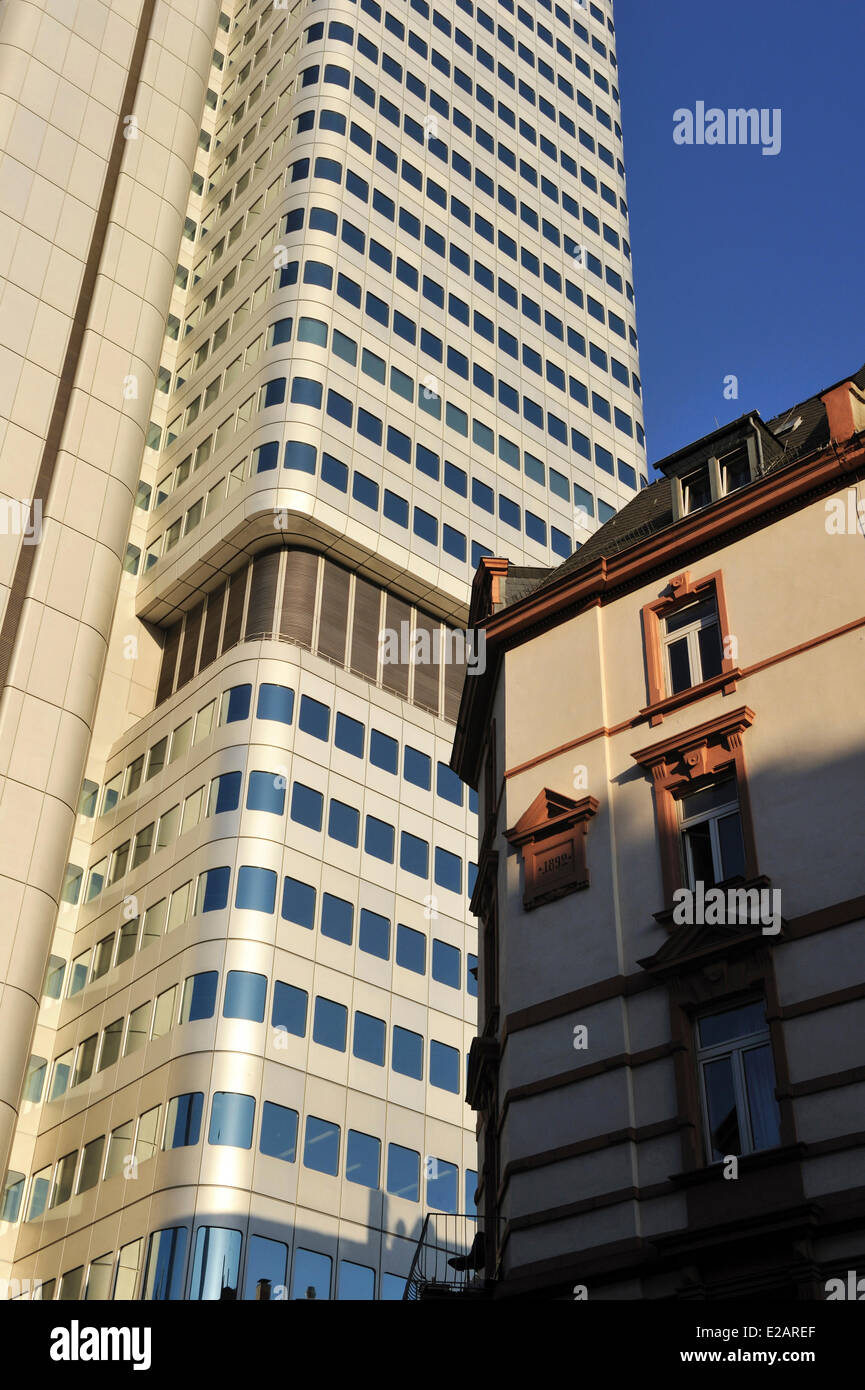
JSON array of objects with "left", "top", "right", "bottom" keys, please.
[
  {"left": 663, "top": 596, "right": 723, "bottom": 694},
  {"left": 719, "top": 445, "right": 751, "bottom": 495},
  {"left": 682, "top": 467, "right": 711, "bottom": 513}
]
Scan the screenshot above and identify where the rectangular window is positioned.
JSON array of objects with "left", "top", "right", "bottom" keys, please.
[
  {"left": 697, "top": 1002, "right": 781, "bottom": 1161},
  {"left": 303, "top": 1116, "right": 340, "bottom": 1175},
  {"left": 386, "top": 1143, "right": 420, "bottom": 1201},
  {"left": 346, "top": 1130, "right": 380, "bottom": 1189},
  {"left": 272, "top": 981, "right": 308, "bottom": 1036},
  {"left": 392, "top": 1025, "right": 423, "bottom": 1079},
  {"left": 163, "top": 1093, "right": 203, "bottom": 1149},
  {"left": 359, "top": 908, "right": 389, "bottom": 959},
  {"left": 353, "top": 1011, "right": 386, "bottom": 1066},
  {"left": 223, "top": 970, "right": 267, "bottom": 1022},
  {"left": 678, "top": 774, "right": 746, "bottom": 889},
  {"left": 260, "top": 1101, "right": 298, "bottom": 1163},
  {"left": 396, "top": 923, "right": 425, "bottom": 974},
  {"left": 208, "top": 1092, "right": 255, "bottom": 1148},
  {"left": 180, "top": 972, "right": 218, "bottom": 1023},
  {"left": 124, "top": 1002, "right": 151, "bottom": 1056},
  {"left": 151, "top": 986, "right": 177, "bottom": 1039},
  {"left": 281, "top": 877, "right": 316, "bottom": 930},
  {"left": 663, "top": 597, "right": 724, "bottom": 695},
  {"left": 141, "top": 1227, "right": 188, "bottom": 1301},
  {"left": 313, "top": 996, "right": 348, "bottom": 1051}
]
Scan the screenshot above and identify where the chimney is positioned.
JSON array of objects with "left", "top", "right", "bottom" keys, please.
[{"left": 821, "top": 378, "right": 865, "bottom": 444}]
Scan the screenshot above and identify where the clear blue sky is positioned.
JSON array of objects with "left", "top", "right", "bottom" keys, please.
[{"left": 616, "top": 0, "right": 865, "bottom": 467}]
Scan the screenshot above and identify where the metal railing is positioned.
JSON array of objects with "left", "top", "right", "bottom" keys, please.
[{"left": 403, "top": 1213, "right": 492, "bottom": 1300}]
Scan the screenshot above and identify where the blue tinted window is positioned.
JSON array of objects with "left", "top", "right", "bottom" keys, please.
[
  {"left": 436, "top": 845, "right": 464, "bottom": 889},
  {"left": 247, "top": 770, "right": 285, "bottom": 815},
  {"left": 396, "top": 923, "right": 425, "bottom": 974},
  {"left": 353, "top": 471, "right": 379, "bottom": 509},
  {"left": 383, "top": 489, "right": 408, "bottom": 527},
  {"left": 430, "top": 1041, "right": 460, "bottom": 1093},
  {"left": 291, "top": 376, "right": 323, "bottom": 406},
  {"left": 257, "top": 683, "right": 293, "bottom": 723},
  {"left": 272, "top": 981, "right": 308, "bottom": 1036},
  {"left": 313, "top": 997, "right": 347, "bottom": 1051},
  {"left": 260, "top": 1102, "right": 298, "bottom": 1163},
  {"left": 416, "top": 443, "right": 439, "bottom": 479},
  {"left": 472, "top": 478, "right": 493, "bottom": 513},
  {"left": 445, "top": 462, "right": 467, "bottom": 496},
  {"left": 235, "top": 866, "right": 277, "bottom": 914},
  {"left": 443, "top": 525, "right": 466, "bottom": 561},
  {"left": 255, "top": 440, "right": 279, "bottom": 471},
  {"left": 427, "top": 1157, "right": 458, "bottom": 1212},
  {"left": 399, "top": 831, "right": 428, "bottom": 878},
  {"left": 142, "top": 1227, "right": 188, "bottom": 1301},
  {"left": 200, "top": 865, "right": 230, "bottom": 912},
  {"left": 299, "top": 695, "right": 330, "bottom": 740},
  {"left": 415, "top": 487, "right": 444, "bottom": 530},
  {"left": 321, "top": 893, "right": 353, "bottom": 945},
  {"left": 359, "top": 908, "right": 390, "bottom": 959},
  {"left": 328, "top": 799, "right": 359, "bottom": 847},
  {"left": 387, "top": 1143, "right": 420, "bottom": 1201},
  {"left": 262, "top": 378, "right": 286, "bottom": 407},
  {"left": 353, "top": 1011, "right": 386, "bottom": 1065},
  {"left": 164, "top": 1092, "right": 203, "bottom": 1149},
  {"left": 291, "top": 783, "right": 323, "bottom": 831},
  {"left": 224, "top": 970, "right": 267, "bottom": 1022},
  {"left": 213, "top": 770, "right": 241, "bottom": 813},
  {"left": 334, "top": 712, "right": 364, "bottom": 756},
  {"left": 364, "top": 815, "right": 394, "bottom": 862},
  {"left": 224, "top": 684, "right": 251, "bottom": 722},
  {"left": 346, "top": 1130, "right": 380, "bottom": 1188},
  {"left": 181, "top": 972, "right": 217, "bottom": 1022},
  {"left": 322, "top": 453, "right": 348, "bottom": 491},
  {"left": 339, "top": 1261, "right": 375, "bottom": 1300},
  {"left": 467, "top": 954, "right": 478, "bottom": 997},
  {"left": 303, "top": 1115, "right": 340, "bottom": 1175},
  {"left": 392, "top": 1025, "right": 423, "bottom": 1079},
  {"left": 468, "top": 862, "right": 478, "bottom": 895},
  {"left": 281, "top": 877, "right": 316, "bottom": 928},
  {"left": 403, "top": 746, "right": 431, "bottom": 789},
  {"left": 370, "top": 730, "right": 398, "bottom": 773},
  {"left": 309, "top": 207, "right": 337, "bottom": 233},
  {"left": 432, "top": 939, "right": 461, "bottom": 988},
  {"left": 209, "top": 1092, "right": 254, "bottom": 1148},
  {"left": 436, "top": 762, "right": 463, "bottom": 805}
]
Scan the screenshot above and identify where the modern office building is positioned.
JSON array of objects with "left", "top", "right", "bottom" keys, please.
[
  {"left": 0, "top": 0, "right": 645, "bottom": 1299},
  {"left": 442, "top": 367, "right": 865, "bottom": 1299}
]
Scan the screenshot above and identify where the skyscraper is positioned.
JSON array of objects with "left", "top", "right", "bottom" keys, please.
[{"left": 0, "top": 0, "right": 645, "bottom": 1299}]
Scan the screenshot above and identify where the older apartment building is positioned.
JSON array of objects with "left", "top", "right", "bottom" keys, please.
[
  {"left": 445, "top": 367, "right": 865, "bottom": 1299},
  {"left": 0, "top": 0, "right": 646, "bottom": 1299}
]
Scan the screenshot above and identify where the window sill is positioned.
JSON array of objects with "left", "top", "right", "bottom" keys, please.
[
  {"left": 641, "top": 667, "right": 742, "bottom": 727},
  {"left": 669, "top": 1142, "right": 805, "bottom": 1190}
]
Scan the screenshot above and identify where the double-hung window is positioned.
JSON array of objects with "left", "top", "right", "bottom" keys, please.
[{"left": 696, "top": 1001, "right": 781, "bottom": 1161}]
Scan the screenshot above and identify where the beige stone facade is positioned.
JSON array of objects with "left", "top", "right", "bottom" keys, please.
[{"left": 452, "top": 371, "right": 865, "bottom": 1299}]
